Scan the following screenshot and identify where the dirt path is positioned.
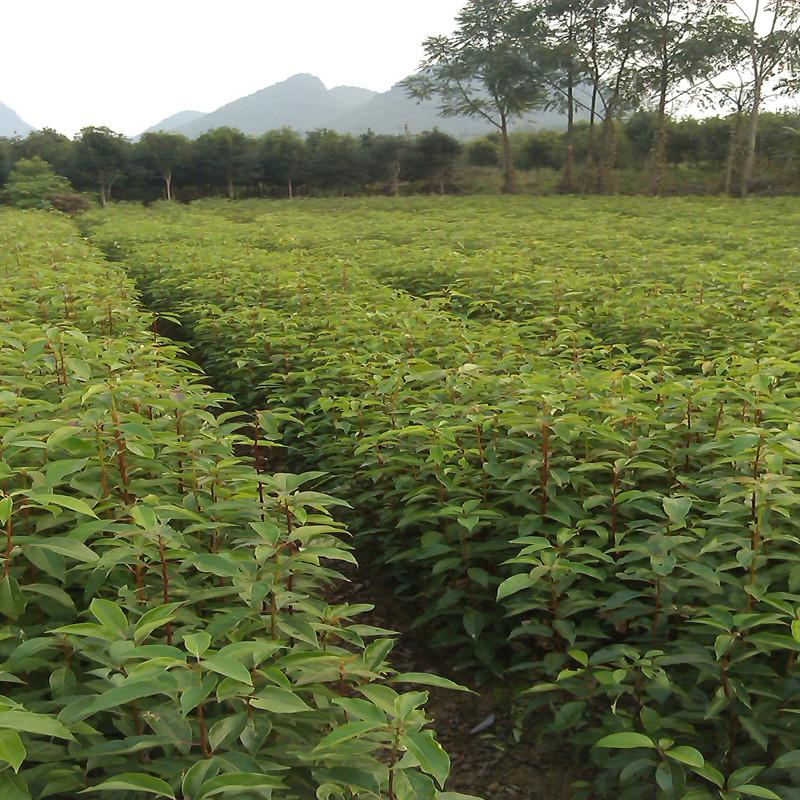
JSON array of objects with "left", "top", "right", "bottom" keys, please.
[{"left": 331, "top": 567, "right": 578, "bottom": 800}]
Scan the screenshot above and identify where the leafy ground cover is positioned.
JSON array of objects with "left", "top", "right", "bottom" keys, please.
[
  {"left": 0, "top": 210, "right": 464, "bottom": 800},
  {"left": 86, "top": 195, "right": 800, "bottom": 800}
]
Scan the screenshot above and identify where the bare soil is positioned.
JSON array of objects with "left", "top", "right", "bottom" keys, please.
[{"left": 331, "top": 568, "right": 578, "bottom": 800}]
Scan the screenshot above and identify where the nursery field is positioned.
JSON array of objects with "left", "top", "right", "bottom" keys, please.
[
  {"left": 0, "top": 210, "right": 460, "bottom": 800},
  {"left": 84, "top": 195, "right": 800, "bottom": 800},
  {"left": 4, "top": 194, "right": 800, "bottom": 800}
]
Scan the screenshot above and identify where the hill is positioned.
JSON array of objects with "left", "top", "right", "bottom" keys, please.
[
  {"left": 161, "top": 74, "right": 571, "bottom": 139},
  {"left": 175, "top": 74, "right": 378, "bottom": 138},
  {"left": 0, "top": 101, "right": 35, "bottom": 137},
  {"left": 141, "top": 110, "right": 207, "bottom": 135}
]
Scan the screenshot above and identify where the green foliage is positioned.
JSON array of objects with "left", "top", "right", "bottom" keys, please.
[
  {"left": 4, "top": 157, "right": 73, "bottom": 210},
  {"left": 0, "top": 209, "right": 461, "bottom": 799},
  {"left": 86, "top": 195, "right": 800, "bottom": 799}
]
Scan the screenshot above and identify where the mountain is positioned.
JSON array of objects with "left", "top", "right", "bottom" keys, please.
[
  {"left": 175, "top": 74, "right": 378, "bottom": 138},
  {"left": 0, "top": 101, "right": 34, "bottom": 137},
  {"left": 142, "top": 110, "right": 207, "bottom": 135},
  {"left": 157, "top": 73, "right": 572, "bottom": 140}
]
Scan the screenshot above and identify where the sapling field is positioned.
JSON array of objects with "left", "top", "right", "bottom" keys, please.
[
  {"left": 0, "top": 210, "right": 464, "bottom": 800},
  {"left": 5, "top": 196, "right": 800, "bottom": 800}
]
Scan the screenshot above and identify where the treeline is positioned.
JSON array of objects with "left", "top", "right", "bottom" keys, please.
[
  {"left": 4, "top": 109, "right": 800, "bottom": 208},
  {"left": 405, "top": 0, "right": 800, "bottom": 197}
]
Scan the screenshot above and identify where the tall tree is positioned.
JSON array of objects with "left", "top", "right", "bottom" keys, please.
[
  {"left": 73, "top": 126, "right": 130, "bottom": 207},
  {"left": 702, "top": 69, "right": 754, "bottom": 194},
  {"left": 12, "top": 128, "right": 74, "bottom": 178},
  {"left": 258, "top": 128, "right": 306, "bottom": 198},
  {"left": 403, "top": 0, "right": 548, "bottom": 193},
  {"left": 361, "top": 133, "right": 410, "bottom": 196},
  {"left": 635, "top": 0, "right": 733, "bottom": 195},
  {"left": 135, "top": 132, "right": 191, "bottom": 200},
  {"left": 303, "top": 130, "right": 367, "bottom": 194},
  {"left": 730, "top": 0, "right": 800, "bottom": 197},
  {"left": 536, "top": 0, "right": 589, "bottom": 192},
  {"left": 406, "top": 130, "right": 464, "bottom": 194},
  {"left": 192, "top": 127, "right": 257, "bottom": 199}
]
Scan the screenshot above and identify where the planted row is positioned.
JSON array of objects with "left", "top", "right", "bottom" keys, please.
[
  {"left": 0, "top": 210, "right": 464, "bottom": 800},
  {"left": 89, "top": 198, "right": 800, "bottom": 799}
]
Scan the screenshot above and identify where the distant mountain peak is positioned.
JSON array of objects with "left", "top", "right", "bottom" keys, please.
[
  {"left": 141, "top": 110, "right": 207, "bottom": 136},
  {"left": 146, "top": 72, "right": 570, "bottom": 140},
  {"left": 0, "top": 100, "right": 35, "bottom": 137}
]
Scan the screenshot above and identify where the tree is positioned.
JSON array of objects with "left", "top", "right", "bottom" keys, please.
[
  {"left": 403, "top": 0, "right": 548, "bottom": 193},
  {"left": 303, "top": 130, "right": 367, "bottom": 194},
  {"left": 361, "top": 133, "right": 411, "bottom": 196},
  {"left": 135, "top": 132, "right": 191, "bottom": 200},
  {"left": 730, "top": 0, "right": 800, "bottom": 197},
  {"left": 0, "top": 138, "right": 12, "bottom": 187},
  {"left": 12, "top": 128, "right": 74, "bottom": 178},
  {"left": 702, "top": 68, "right": 754, "bottom": 194},
  {"left": 4, "top": 157, "right": 73, "bottom": 209},
  {"left": 73, "top": 126, "right": 130, "bottom": 206},
  {"left": 258, "top": 128, "right": 307, "bottom": 198},
  {"left": 406, "top": 130, "right": 464, "bottom": 194},
  {"left": 634, "top": 0, "right": 733, "bottom": 194},
  {"left": 192, "top": 127, "right": 257, "bottom": 199},
  {"left": 519, "top": 130, "right": 565, "bottom": 174},
  {"left": 467, "top": 136, "right": 501, "bottom": 166},
  {"left": 536, "top": 0, "right": 590, "bottom": 191}
]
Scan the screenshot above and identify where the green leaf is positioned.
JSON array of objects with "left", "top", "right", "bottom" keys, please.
[
  {"left": 135, "top": 602, "right": 182, "bottom": 644},
  {"left": 196, "top": 773, "right": 284, "bottom": 797},
  {"left": 0, "top": 577, "right": 26, "bottom": 620},
  {"left": 0, "top": 498, "right": 11, "bottom": 526},
  {"left": 63, "top": 680, "right": 170, "bottom": 723},
  {"left": 314, "top": 721, "right": 379, "bottom": 750},
  {"left": 666, "top": 746, "right": 705, "bottom": 768},
  {"left": 0, "top": 772, "right": 31, "bottom": 800},
  {"left": 663, "top": 496, "right": 692, "bottom": 524},
  {"left": 496, "top": 573, "right": 533, "bottom": 600},
  {"left": 90, "top": 598, "right": 128, "bottom": 636},
  {"left": 403, "top": 730, "right": 450, "bottom": 789},
  {"left": 26, "top": 537, "right": 99, "bottom": 563},
  {"left": 184, "top": 632, "right": 212, "bottom": 658},
  {"left": 81, "top": 773, "right": 176, "bottom": 797},
  {"left": 774, "top": 750, "right": 800, "bottom": 770},
  {"left": 735, "top": 786, "right": 782, "bottom": 800},
  {"left": 202, "top": 655, "right": 253, "bottom": 686},
  {"left": 29, "top": 493, "right": 98, "bottom": 518},
  {"left": 193, "top": 554, "right": 240, "bottom": 578},
  {"left": 250, "top": 687, "right": 313, "bottom": 714},
  {"left": 0, "top": 711, "right": 74, "bottom": 741},
  {"left": 595, "top": 732, "right": 656, "bottom": 749},
  {"left": 388, "top": 672, "right": 474, "bottom": 693},
  {"left": 0, "top": 729, "right": 26, "bottom": 772}
]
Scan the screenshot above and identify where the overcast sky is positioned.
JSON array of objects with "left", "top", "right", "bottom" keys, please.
[{"left": 1, "top": 0, "right": 465, "bottom": 137}]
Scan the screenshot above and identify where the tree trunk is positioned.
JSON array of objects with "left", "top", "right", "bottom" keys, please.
[
  {"left": 227, "top": 174, "right": 235, "bottom": 201},
  {"left": 741, "top": 77, "right": 762, "bottom": 198},
  {"left": 390, "top": 161, "right": 400, "bottom": 197},
  {"left": 650, "top": 73, "right": 670, "bottom": 195},
  {"left": 598, "top": 111, "right": 618, "bottom": 194},
  {"left": 724, "top": 112, "right": 743, "bottom": 195},
  {"left": 500, "top": 115, "right": 516, "bottom": 194},
  {"left": 560, "top": 73, "right": 577, "bottom": 193},
  {"left": 164, "top": 171, "right": 173, "bottom": 201},
  {"left": 584, "top": 86, "right": 599, "bottom": 193},
  {"left": 99, "top": 183, "right": 107, "bottom": 208},
  {"left": 438, "top": 174, "right": 445, "bottom": 195},
  {"left": 288, "top": 177, "right": 293, "bottom": 200}
]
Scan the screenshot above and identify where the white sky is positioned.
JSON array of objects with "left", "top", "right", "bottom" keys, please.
[{"left": 1, "top": 0, "right": 464, "bottom": 137}]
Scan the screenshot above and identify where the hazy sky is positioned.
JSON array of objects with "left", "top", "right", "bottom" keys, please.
[{"left": 2, "top": 0, "right": 465, "bottom": 137}]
